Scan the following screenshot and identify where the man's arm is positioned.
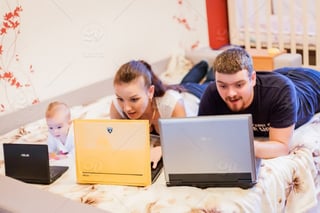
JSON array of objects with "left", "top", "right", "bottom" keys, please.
[{"left": 254, "top": 124, "right": 294, "bottom": 159}]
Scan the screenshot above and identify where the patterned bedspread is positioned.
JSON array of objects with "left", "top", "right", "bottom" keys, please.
[{"left": 0, "top": 95, "right": 319, "bottom": 213}]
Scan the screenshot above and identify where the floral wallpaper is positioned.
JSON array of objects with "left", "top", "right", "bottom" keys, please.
[
  {"left": 0, "top": 0, "right": 206, "bottom": 115},
  {"left": 173, "top": 0, "right": 202, "bottom": 50},
  {"left": 0, "top": 4, "right": 38, "bottom": 113}
]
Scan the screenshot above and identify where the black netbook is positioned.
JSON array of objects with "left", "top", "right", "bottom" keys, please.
[{"left": 3, "top": 143, "right": 69, "bottom": 184}]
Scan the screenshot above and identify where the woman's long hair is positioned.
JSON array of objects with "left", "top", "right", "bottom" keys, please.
[{"left": 113, "top": 60, "right": 186, "bottom": 97}]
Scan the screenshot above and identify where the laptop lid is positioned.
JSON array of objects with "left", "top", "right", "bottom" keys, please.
[
  {"left": 73, "top": 119, "right": 160, "bottom": 186},
  {"left": 158, "top": 114, "right": 260, "bottom": 189},
  {"left": 3, "top": 143, "right": 68, "bottom": 184}
]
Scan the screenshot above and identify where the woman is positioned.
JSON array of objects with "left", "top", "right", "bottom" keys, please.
[{"left": 110, "top": 60, "right": 213, "bottom": 167}]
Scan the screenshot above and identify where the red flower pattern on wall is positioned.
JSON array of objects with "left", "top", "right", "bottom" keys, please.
[
  {"left": 173, "top": 0, "right": 200, "bottom": 50},
  {"left": 0, "top": 5, "right": 39, "bottom": 113}
]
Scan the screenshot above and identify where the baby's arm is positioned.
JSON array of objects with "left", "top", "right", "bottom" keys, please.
[{"left": 49, "top": 152, "right": 68, "bottom": 160}]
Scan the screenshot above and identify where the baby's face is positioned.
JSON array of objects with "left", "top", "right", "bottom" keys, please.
[{"left": 46, "top": 113, "right": 70, "bottom": 141}]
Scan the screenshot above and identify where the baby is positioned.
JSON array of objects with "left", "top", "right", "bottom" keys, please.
[{"left": 45, "top": 101, "right": 74, "bottom": 160}]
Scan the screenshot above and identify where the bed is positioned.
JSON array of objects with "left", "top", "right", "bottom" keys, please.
[
  {"left": 0, "top": 52, "right": 320, "bottom": 212},
  {"left": 227, "top": 0, "right": 320, "bottom": 69}
]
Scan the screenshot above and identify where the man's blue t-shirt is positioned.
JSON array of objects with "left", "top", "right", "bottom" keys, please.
[{"left": 198, "top": 68, "right": 320, "bottom": 137}]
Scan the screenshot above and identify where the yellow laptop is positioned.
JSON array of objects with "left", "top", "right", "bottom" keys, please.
[{"left": 73, "top": 119, "right": 162, "bottom": 187}]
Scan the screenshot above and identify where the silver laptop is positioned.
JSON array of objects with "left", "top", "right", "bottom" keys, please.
[
  {"left": 3, "top": 143, "right": 68, "bottom": 184},
  {"left": 158, "top": 114, "right": 260, "bottom": 189}
]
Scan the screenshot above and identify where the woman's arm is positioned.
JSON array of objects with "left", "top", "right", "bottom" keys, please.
[
  {"left": 151, "top": 99, "right": 186, "bottom": 168},
  {"left": 171, "top": 99, "right": 187, "bottom": 118}
]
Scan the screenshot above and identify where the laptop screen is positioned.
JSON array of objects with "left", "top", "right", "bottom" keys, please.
[
  {"left": 3, "top": 143, "right": 68, "bottom": 184},
  {"left": 158, "top": 114, "right": 259, "bottom": 189}
]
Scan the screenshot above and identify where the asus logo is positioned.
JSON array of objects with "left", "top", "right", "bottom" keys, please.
[{"left": 20, "top": 153, "right": 30, "bottom": 157}]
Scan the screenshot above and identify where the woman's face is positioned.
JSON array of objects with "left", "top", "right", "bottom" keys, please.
[{"left": 114, "top": 76, "right": 154, "bottom": 119}]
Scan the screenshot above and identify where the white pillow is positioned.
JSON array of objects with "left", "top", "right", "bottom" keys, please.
[{"left": 159, "top": 53, "right": 193, "bottom": 84}]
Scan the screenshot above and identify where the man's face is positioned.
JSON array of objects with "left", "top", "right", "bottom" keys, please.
[{"left": 215, "top": 69, "right": 256, "bottom": 112}]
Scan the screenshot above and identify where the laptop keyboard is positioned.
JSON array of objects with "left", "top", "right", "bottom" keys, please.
[
  {"left": 49, "top": 166, "right": 68, "bottom": 180},
  {"left": 151, "top": 158, "right": 163, "bottom": 182}
]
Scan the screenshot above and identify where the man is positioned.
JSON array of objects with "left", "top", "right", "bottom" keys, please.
[{"left": 198, "top": 47, "right": 320, "bottom": 159}]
